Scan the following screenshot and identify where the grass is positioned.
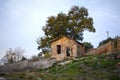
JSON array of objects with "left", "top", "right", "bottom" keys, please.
[
  {"left": 37, "top": 53, "right": 120, "bottom": 80},
  {"left": 0, "top": 51, "right": 120, "bottom": 80}
]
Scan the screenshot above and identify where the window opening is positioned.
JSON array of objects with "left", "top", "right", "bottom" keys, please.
[{"left": 57, "top": 45, "right": 61, "bottom": 54}]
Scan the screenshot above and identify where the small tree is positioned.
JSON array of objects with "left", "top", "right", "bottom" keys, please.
[
  {"left": 4, "top": 47, "right": 25, "bottom": 64},
  {"left": 21, "top": 56, "right": 27, "bottom": 61},
  {"left": 14, "top": 47, "right": 25, "bottom": 61},
  {"left": 31, "top": 55, "right": 39, "bottom": 61},
  {"left": 4, "top": 48, "right": 16, "bottom": 63},
  {"left": 83, "top": 42, "right": 93, "bottom": 52}
]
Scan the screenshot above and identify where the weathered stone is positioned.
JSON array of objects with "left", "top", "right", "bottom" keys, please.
[
  {"left": 58, "top": 60, "right": 72, "bottom": 65},
  {"left": 86, "top": 38, "right": 120, "bottom": 55},
  {"left": 0, "top": 58, "right": 56, "bottom": 72},
  {"left": 50, "top": 36, "right": 85, "bottom": 61}
]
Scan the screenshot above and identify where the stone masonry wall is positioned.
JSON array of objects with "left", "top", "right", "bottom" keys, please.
[
  {"left": 86, "top": 38, "right": 120, "bottom": 55},
  {"left": 117, "top": 38, "right": 120, "bottom": 50},
  {"left": 86, "top": 42, "right": 113, "bottom": 55},
  {"left": 96, "top": 42, "right": 113, "bottom": 54},
  {"left": 51, "top": 36, "right": 84, "bottom": 61},
  {"left": 0, "top": 58, "right": 56, "bottom": 72}
]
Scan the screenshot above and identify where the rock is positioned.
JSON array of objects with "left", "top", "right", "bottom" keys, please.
[
  {"left": 117, "top": 54, "right": 120, "bottom": 59},
  {"left": 58, "top": 60, "right": 72, "bottom": 65},
  {"left": 0, "top": 77, "right": 6, "bottom": 80}
]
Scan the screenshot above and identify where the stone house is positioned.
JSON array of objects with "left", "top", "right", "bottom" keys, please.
[{"left": 50, "top": 36, "right": 85, "bottom": 61}]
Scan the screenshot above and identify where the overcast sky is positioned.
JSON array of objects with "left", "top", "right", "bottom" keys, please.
[{"left": 0, "top": 0, "right": 120, "bottom": 59}]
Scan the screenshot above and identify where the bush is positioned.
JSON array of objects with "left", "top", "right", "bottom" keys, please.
[
  {"left": 31, "top": 55, "right": 39, "bottom": 61},
  {"left": 0, "top": 73, "right": 6, "bottom": 76},
  {"left": 109, "top": 74, "right": 120, "bottom": 80}
]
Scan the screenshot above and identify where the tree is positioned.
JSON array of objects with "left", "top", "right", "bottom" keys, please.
[
  {"left": 14, "top": 47, "right": 25, "bottom": 61},
  {"left": 21, "top": 56, "right": 27, "bottom": 61},
  {"left": 4, "top": 47, "right": 25, "bottom": 64},
  {"left": 4, "top": 48, "right": 16, "bottom": 63},
  {"left": 37, "top": 6, "right": 95, "bottom": 52},
  {"left": 83, "top": 42, "right": 94, "bottom": 52}
]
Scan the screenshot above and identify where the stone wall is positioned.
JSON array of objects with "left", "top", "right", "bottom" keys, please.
[
  {"left": 0, "top": 58, "right": 56, "bottom": 72},
  {"left": 96, "top": 42, "right": 113, "bottom": 54},
  {"left": 85, "top": 49, "right": 96, "bottom": 55},
  {"left": 86, "top": 42, "right": 113, "bottom": 55},
  {"left": 86, "top": 38, "right": 120, "bottom": 55},
  {"left": 117, "top": 38, "right": 120, "bottom": 50}
]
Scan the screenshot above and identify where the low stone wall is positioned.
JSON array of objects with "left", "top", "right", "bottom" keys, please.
[
  {"left": 96, "top": 42, "right": 113, "bottom": 54},
  {"left": 85, "top": 49, "right": 96, "bottom": 55},
  {"left": 0, "top": 58, "right": 56, "bottom": 72},
  {"left": 86, "top": 38, "right": 120, "bottom": 55},
  {"left": 86, "top": 42, "right": 113, "bottom": 55}
]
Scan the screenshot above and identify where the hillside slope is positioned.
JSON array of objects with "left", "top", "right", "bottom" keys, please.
[
  {"left": 38, "top": 51, "right": 120, "bottom": 80},
  {"left": 0, "top": 50, "right": 120, "bottom": 80}
]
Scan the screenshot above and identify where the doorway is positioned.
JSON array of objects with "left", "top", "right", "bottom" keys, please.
[{"left": 66, "top": 47, "right": 70, "bottom": 56}]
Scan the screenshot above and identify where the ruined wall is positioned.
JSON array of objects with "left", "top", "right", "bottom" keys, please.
[
  {"left": 77, "top": 43, "right": 85, "bottom": 56},
  {"left": 117, "top": 38, "right": 120, "bottom": 50},
  {"left": 51, "top": 36, "right": 84, "bottom": 61},
  {"left": 86, "top": 42, "right": 113, "bottom": 55},
  {"left": 85, "top": 49, "right": 96, "bottom": 55},
  {"left": 51, "top": 36, "right": 68, "bottom": 61},
  {"left": 95, "top": 38, "right": 120, "bottom": 54},
  {"left": 0, "top": 58, "right": 56, "bottom": 72},
  {"left": 96, "top": 42, "right": 113, "bottom": 54}
]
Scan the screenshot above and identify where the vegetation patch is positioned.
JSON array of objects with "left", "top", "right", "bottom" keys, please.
[{"left": 1, "top": 51, "right": 120, "bottom": 80}]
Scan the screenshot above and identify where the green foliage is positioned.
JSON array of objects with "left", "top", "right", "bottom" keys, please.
[
  {"left": 44, "top": 53, "right": 51, "bottom": 58},
  {"left": 98, "top": 36, "right": 120, "bottom": 47},
  {"left": 31, "top": 55, "right": 39, "bottom": 61},
  {"left": 21, "top": 56, "right": 27, "bottom": 61},
  {"left": 109, "top": 75, "right": 120, "bottom": 80},
  {"left": 37, "top": 52, "right": 120, "bottom": 80},
  {"left": 0, "top": 73, "right": 6, "bottom": 76},
  {"left": 113, "top": 37, "right": 118, "bottom": 48},
  {"left": 37, "top": 5, "right": 95, "bottom": 51},
  {"left": 83, "top": 42, "right": 93, "bottom": 52},
  {"left": 98, "top": 37, "right": 114, "bottom": 47}
]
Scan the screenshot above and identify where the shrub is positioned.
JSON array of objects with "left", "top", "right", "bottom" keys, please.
[{"left": 0, "top": 73, "right": 6, "bottom": 76}]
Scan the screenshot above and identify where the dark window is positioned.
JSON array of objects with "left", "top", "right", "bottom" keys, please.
[
  {"left": 66, "top": 47, "right": 70, "bottom": 56},
  {"left": 57, "top": 45, "right": 61, "bottom": 54}
]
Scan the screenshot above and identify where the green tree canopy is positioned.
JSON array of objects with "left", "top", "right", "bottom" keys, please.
[{"left": 37, "top": 6, "right": 95, "bottom": 52}]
